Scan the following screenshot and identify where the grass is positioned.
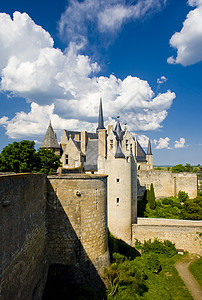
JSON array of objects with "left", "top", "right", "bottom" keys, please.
[
  {"left": 141, "top": 255, "right": 194, "bottom": 300},
  {"left": 189, "top": 257, "right": 202, "bottom": 288}
]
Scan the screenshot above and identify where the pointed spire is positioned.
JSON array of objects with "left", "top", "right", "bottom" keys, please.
[
  {"left": 40, "top": 121, "right": 60, "bottom": 149},
  {"left": 114, "top": 116, "right": 123, "bottom": 140},
  {"left": 147, "top": 139, "right": 152, "bottom": 155},
  {"left": 115, "top": 140, "right": 125, "bottom": 158},
  {"left": 96, "top": 98, "right": 105, "bottom": 133}
]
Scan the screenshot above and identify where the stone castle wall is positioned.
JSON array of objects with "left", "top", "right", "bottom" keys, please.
[
  {"left": 132, "top": 218, "right": 202, "bottom": 255},
  {"left": 0, "top": 174, "right": 47, "bottom": 300},
  {"left": 46, "top": 174, "right": 110, "bottom": 288},
  {"left": 137, "top": 170, "right": 197, "bottom": 200}
]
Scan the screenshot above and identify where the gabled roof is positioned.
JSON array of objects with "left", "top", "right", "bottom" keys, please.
[
  {"left": 40, "top": 121, "right": 60, "bottom": 149},
  {"left": 84, "top": 139, "right": 99, "bottom": 171},
  {"left": 64, "top": 130, "right": 98, "bottom": 140},
  {"left": 115, "top": 141, "right": 125, "bottom": 159}
]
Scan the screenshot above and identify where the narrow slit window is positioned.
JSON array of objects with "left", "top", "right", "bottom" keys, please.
[
  {"left": 116, "top": 178, "right": 120, "bottom": 182},
  {"left": 117, "top": 198, "right": 119, "bottom": 203},
  {"left": 65, "top": 154, "right": 68, "bottom": 165}
]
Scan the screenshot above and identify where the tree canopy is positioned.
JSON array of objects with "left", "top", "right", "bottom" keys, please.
[{"left": 0, "top": 140, "right": 61, "bottom": 174}]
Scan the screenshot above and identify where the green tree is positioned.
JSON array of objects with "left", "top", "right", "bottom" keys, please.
[
  {"left": 171, "top": 164, "right": 186, "bottom": 173},
  {"left": 181, "top": 197, "right": 202, "bottom": 220},
  {"left": 36, "top": 148, "right": 61, "bottom": 174},
  {"left": 149, "top": 183, "right": 156, "bottom": 210},
  {"left": 0, "top": 140, "right": 37, "bottom": 173},
  {"left": 0, "top": 141, "right": 61, "bottom": 174}
]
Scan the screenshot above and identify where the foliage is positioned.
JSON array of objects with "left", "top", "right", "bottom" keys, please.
[
  {"left": 145, "top": 184, "right": 156, "bottom": 210},
  {"left": 178, "top": 190, "right": 189, "bottom": 203},
  {"left": 37, "top": 148, "right": 61, "bottom": 174},
  {"left": 0, "top": 140, "right": 61, "bottom": 175},
  {"left": 180, "top": 196, "right": 202, "bottom": 220},
  {"left": 0, "top": 140, "right": 37, "bottom": 173},
  {"left": 135, "top": 239, "right": 178, "bottom": 257},
  {"left": 108, "top": 233, "right": 140, "bottom": 260},
  {"left": 171, "top": 164, "right": 186, "bottom": 173},
  {"left": 189, "top": 257, "right": 202, "bottom": 287},
  {"left": 144, "top": 201, "right": 181, "bottom": 219},
  {"left": 146, "top": 254, "right": 161, "bottom": 274}
]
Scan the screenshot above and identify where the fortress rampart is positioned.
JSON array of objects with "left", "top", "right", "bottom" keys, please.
[
  {"left": 137, "top": 170, "right": 197, "bottom": 200},
  {"left": 132, "top": 218, "right": 202, "bottom": 255},
  {"left": 0, "top": 173, "right": 109, "bottom": 299},
  {"left": 46, "top": 174, "right": 109, "bottom": 288},
  {"left": 0, "top": 174, "right": 47, "bottom": 300}
]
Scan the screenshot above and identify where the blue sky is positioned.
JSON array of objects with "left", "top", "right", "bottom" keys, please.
[{"left": 0, "top": 0, "right": 201, "bottom": 165}]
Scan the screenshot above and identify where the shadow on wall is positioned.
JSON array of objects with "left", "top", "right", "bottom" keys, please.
[{"left": 43, "top": 180, "right": 106, "bottom": 299}]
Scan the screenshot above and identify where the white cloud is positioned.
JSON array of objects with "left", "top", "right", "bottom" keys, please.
[
  {"left": 137, "top": 135, "right": 149, "bottom": 148},
  {"left": 157, "top": 76, "right": 167, "bottom": 84},
  {"left": 155, "top": 137, "right": 171, "bottom": 149},
  {"left": 59, "top": 0, "right": 166, "bottom": 44},
  {"left": 168, "top": 0, "right": 202, "bottom": 66},
  {"left": 0, "top": 12, "right": 175, "bottom": 139},
  {"left": 174, "top": 137, "right": 186, "bottom": 148}
]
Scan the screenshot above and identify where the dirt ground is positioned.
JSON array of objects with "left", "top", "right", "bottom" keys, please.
[{"left": 175, "top": 255, "right": 202, "bottom": 300}]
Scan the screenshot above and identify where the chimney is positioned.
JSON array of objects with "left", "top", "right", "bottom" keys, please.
[
  {"left": 98, "top": 129, "right": 107, "bottom": 158},
  {"left": 81, "top": 131, "right": 87, "bottom": 154},
  {"left": 108, "top": 125, "right": 113, "bottom": 134}
]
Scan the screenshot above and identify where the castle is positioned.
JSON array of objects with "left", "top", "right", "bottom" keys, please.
[{"left": 40, "top": 99, "right": 153, "bottom": 244}]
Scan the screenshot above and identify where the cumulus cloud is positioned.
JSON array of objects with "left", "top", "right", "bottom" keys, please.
[
  {"left": 59, "top": 0, "right": 167, "bottom": 45},
  {"left": 174, "top": 137, "right": 186, "bottom": 148},
  {"left": 0, "top": 12, "right": 175, "bottom": 139},
  {"left": 137, "top": 135, "right": 149, "bottom": 148},
  {"left": 168, "top": 0, "right": 202, "bottom": 66},
  {"left": 157, "top": 76, "right": 167, "bottom": 84},
  {"left": 154, "top": 137, "right": 171, "bottom": 149}
]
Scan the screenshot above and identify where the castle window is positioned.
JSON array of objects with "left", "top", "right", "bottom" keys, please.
[
  {"left": 116, "top": 198, "right": 119, "bottom": 203},
  {"left": 130, "top": 144, "right": 133, "bottom": 152},
  {"left": 110, "top": 140, "right": 113, "bottom": 149},
  {"left": 126, "top": 140, "right": 129, "bottom": 150},
  {"left": 116, "top": 178, "right": 120, "bottom": 182},
  {"left": 65, "top": 155, "right": 68, "bottom": 165}
]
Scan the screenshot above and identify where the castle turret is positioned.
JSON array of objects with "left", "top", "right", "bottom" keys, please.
[
  {"left": 146, "top": 138, "right": 153, "bottom": 169},
  {"left": 96, "top": 98, "right": 105, "bottom": 133},
  {"left": 40, "top": 121, "right": 61, "bottom": 155}
]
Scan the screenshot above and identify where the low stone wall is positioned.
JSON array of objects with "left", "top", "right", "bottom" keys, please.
[
  {"left": 137, "top": 170, "right": 197, "bottom": 200},
  {"left": 46, "top": 174, "right": 110, "bottom": 289},
  {"left": 132, "top": 218, "right": 202, "bottom": 255},
  {"left": 0, "top": 173, "right": 47, "bottom": 300}
]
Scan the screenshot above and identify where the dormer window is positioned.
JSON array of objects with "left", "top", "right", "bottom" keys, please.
[
  {"left": 65, "top": 155, "right": 68, "bottom": 165},
  {"left": 126, "top": 140, "right": 129, "bottom": 150},
  {"left": 110, "top": 139, "right": 113, "bottom": 149}
]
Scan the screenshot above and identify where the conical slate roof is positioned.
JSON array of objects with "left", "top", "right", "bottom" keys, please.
[
  {"left": 40, "top": 121, "right": 60, "bottom": 149},
  {"left": 96, "top": 98, "right": 105, "bottom": 132},
  {"left": 147, "top": 139, "right": 152, "bottom": 155}
]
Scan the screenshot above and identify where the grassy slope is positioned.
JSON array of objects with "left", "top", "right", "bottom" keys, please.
[
  {"left": 189, "top": 257, "right": 202, "bottom": 288},
  {"left": 140, "top": 255, "right": 193, "bottom": 300}
]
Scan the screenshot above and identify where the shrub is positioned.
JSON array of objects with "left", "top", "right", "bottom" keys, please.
[
  {"left": 180, "top": 197, "right": 202, "bottom": 220},
  {"left": 136, "top": 239, "right": 177, "bottom": 257},
  {"left": 178, "top": 191, "right": 189, "bottom": 203},
  {"left": 162, "top": 198, "right": 173, "bottom": 205},
  {"left": 149, "top": 183, "right": 156, "bottom": 210},
  {"left": 146, "top": 254, "right": 161, "bottom": 274}
]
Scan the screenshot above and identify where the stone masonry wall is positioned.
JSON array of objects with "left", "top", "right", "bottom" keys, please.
[
  {"left": 137, "top": 170, "right": 197, "bottom": 200},
  {"left": 132, "top": 218, "right": 202, "bottom": 255},
  {"left": 46, "top": 174, "right": 110, "bottom": 288},
  {"left": 0, "top": 174, "right": 47, "bottom": 300}
]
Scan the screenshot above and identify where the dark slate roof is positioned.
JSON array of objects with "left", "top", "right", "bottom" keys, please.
[
  {"left": 84, "top": 139, "right": 99, "bottom": 171},
  {"left": 64, "top": 130, "right": 98, "bottom": 140},
  {"left": 96, "top": 98, "right": 105, "bottom": 132},
  {"left": 147, "top": 139, "right": 152, "bottom": 155},
  {"left": 136, "top": 140, "right": 147, "bottom": 162},
  {"left": 72, "top": 139, "right": 81, "bottom": 151},
  {"left": 115, "top": 141, "right": 125, "bottom": 159},
  {"left": 40, "top": 122, "right": 60, "bottom": 149},
  {"left": 114, "top": 117, "right": 125, "bottom": 141}
]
